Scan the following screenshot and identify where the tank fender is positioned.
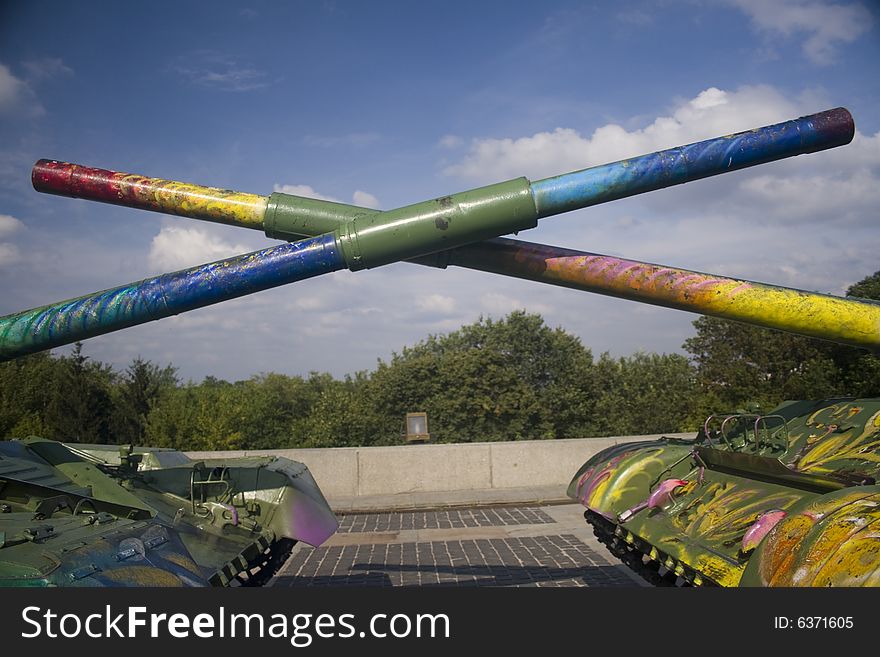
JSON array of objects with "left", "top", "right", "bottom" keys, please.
[{"left": 567, "top": 440, "right": 694, "bottom": 519}]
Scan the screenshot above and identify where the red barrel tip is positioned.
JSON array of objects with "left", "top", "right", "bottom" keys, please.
[
  {"left": 32, "top": 159, "right": 72, "bottom": 194},
  {"left": 31, "top": 159, "right": 125, "bottom": 202}
]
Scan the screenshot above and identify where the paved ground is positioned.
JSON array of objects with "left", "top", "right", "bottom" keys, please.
[{"left": 272, "top": 503, "right": 647, "bottom": 588}]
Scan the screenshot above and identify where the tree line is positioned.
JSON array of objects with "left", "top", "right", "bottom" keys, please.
[{"left": 1, "top": 271, "right": 877, "bottom": 450}]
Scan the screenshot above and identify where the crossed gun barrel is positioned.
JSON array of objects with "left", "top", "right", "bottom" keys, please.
[{"left": 3, "top": 107, "right": 877, "bottom": 361}]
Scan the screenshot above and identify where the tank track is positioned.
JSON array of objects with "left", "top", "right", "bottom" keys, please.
[
  {"left": 225, "top": 537, "right": 297, "bottom": 587},
  {"left": 585, "top": 510, "right": 718, "bottom": 587}
]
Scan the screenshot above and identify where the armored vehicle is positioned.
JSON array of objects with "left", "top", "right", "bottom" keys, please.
[
  {"left": 568, "top": 398, "right": 880, "bottom": 586},
  {"left": 0, "top": 438, "right": 338, "bottom": 586}
]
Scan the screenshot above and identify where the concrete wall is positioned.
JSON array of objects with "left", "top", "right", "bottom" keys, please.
[{"left": 187, "top": 433, "right": 695, "bottom": 503}]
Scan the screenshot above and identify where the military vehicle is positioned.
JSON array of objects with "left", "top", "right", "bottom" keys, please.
[
  {"left": 2, "top": 107, "right": 877, "bottom": 587},
  {"left": 568, "top": 398, "right": 880, "bottom": 586},
  {"left": 0, "top": 438, "right": 338, "bottom": 586}
]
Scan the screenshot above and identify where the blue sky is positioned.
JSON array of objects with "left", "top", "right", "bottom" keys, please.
[{"left": 1, "top": 0, "right": 878, "bottom": 381}]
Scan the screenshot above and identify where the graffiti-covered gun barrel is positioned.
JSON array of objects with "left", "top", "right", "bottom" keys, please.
[
  {"left": 7, "top": 108, "right": 866, "bottom": 361},
  {"left": 4, "top": 106, "right": 878, "bottom": 587},
  {"left": 33, "top": 108, "right": 854, "bottom": 233},
  {"left": 419, "top": 238, "right": 880, "bottom": 349},
  {"left": 3, "top": 176, "right": 540, "bottom": 359}
]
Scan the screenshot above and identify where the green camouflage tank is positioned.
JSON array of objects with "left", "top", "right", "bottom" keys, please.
[{"left": 568, "top": 398, "right": 880, "bottom": 586}]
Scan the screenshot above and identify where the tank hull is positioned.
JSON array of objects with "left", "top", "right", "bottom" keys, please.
[
  {"left": 568, "top": 398, "right": 880, "bottom": 586},
  {"left": 0, "top": 438, "right": 338, "bottom": 587}
]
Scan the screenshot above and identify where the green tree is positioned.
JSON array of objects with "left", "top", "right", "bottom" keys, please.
[
  {"left": 146, "top": 381, "right": 249, "bottom": 451},
  {"left": 44, "top": 343, "right": 115, "bottom": 443},
  {"left": 683, "top": 316, "right": 840, "bottom": 410},
  {"left": 0, "top": 352, "right": 59, "bottom": 438},
  {"left": 112, "top": 357, "right": 178, "bottom": 444},
  {"left": 827, "top": 270, "right": 880, "bottom": 397},
  {"left": 298, "top": 373, "right": 380, "bottom": 447},
  {"left": 847, "top": 271, "right": 880, "bottom": 300},
  {"left": 591, "top": 352, "right": 698, "bottom": 435},
  {"left": 235, "top": 372, "right": 339, "bottom": 449},
  {"left": 366, "top": 311, "right": 597, "bottom": 443},
  {"left": 145, "top": 385, "right": 200, "bottom": 449},
  {"left": 683, "top": 269, "right": 880, "bottom": 411}
]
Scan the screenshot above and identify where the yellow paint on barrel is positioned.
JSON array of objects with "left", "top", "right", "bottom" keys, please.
[
  {"left": 542, "top": 255, "right": 880, "bottom": 349},
  {"left": 115, "top": 173, "right": 268, "bottom": 228}
]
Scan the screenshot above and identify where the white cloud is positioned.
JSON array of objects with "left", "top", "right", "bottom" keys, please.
[
  {"left": 352, "top": 190, "right": 380, "bottom": 209},
  {"left": 0, "top": 65, "right": 25, "bottom": 109},
  {"left": 0, "top": 63, "right": 44, "bottom": 117},
  {"left": 0, "top": 214, "right": 23, "bottom": 267},
  {"left": 444, "top": 85, "right": 802, "bottom": 183},
  {"left": 173, "top": 51, "right": 268, "bottom": 92},
  {"left": 705, "top": 124, "right": 880, "bottom": 228},
  {"left": 273, "top": 183, "right": 381, "bottom": 209},
  {"left": 148, "top": 226, "right": 251, "bottom": 271},
  {"left": 273, "top": 183, "right": 341, "bottom": 202},
  {"left": 22, "top": 58, "right": 74, "bottom": 80},
  {"left": 730, "top": 0, "right": 873, "bottom": 64},
  {"left": 480, "top": 292, "right": 551, "bottom": 317},
  {"left": 0, "top": 243, "right": 20, "bottom": 267},
  {"left": 416, "top": 294, "right": 456, "bottom": 314},
  {"left": 689, "top": 87, "right": 727, "bottom": 111},
  {"left": 438, "top": 134, "right": 463, "bottom": 149},
  {"left": 0, "top": 214, "right": 24, "bottom": 237},
  {"left": 739, "top": 167, "right": 880, "bottom": 223},
  {"left": 292, "top": 296, "right": 327, "bottom": 311}
]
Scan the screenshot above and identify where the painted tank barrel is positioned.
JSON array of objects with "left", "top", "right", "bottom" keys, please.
[
  {"left": 0, "top": 180, "right": 538, "bottom": 359},
  {"left": 267, "top": 108, "right": 853, "bottom": 238},
  {"left": 413, "top": 238, "right": 880, "bottom": 350},
  {"left": 0, "top": 234, "right": 344, "bottom": 360},
  {"left": 13, "top": 107, "right": 862, "bottom": 356},
  {"left": 530, "top": 107, "right": 854, "bottom": 217},
  {"left": 32, "top": 108, "right": 854, "bottom": 241},
  {"left": 32, "top": 159, "right": 269, "bottom": 229},
  {"left": 334, "top": 177, "right": 536, "bottom": 270},
  {"left": 268, "top": 194, "right": 880, "bottom": 349}
]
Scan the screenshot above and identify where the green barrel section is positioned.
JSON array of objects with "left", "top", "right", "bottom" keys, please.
[{"left": 334, "top": 177, "right": 536, "bottom": 270}]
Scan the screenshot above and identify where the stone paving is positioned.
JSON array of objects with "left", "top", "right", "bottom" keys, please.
[
  {"left": 336, "top": 507, "right": 555, "bottom": 533},
  {"left": 272, "top": 503, "right": 646, "bottom": 588}
]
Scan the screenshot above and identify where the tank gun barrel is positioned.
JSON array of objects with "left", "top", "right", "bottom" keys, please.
[
  {"left": 2, "top": 173, "right": 540, "bottom": 359},
  {"left": 0, "top": 234, "right": 344, "bottom": 360},
  {"left": 416, "top": 239, "right": 880, "bottom": 350},
  {"left": 32, "top": 110, "right": 877, "bottom": 349},
  {"left": 33, "top": 108, "right": 853, "bottom": 239},
  {"left": 5, "top": 108, "right": 864, "bottom": 359}
]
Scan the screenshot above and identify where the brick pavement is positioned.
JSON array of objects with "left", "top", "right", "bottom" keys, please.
[
  {"left": 272, "top": 503, "right": 645, "bottom": 588},
  {"left": 336, "top": 507, "right": 555, "bottom": 533}
]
